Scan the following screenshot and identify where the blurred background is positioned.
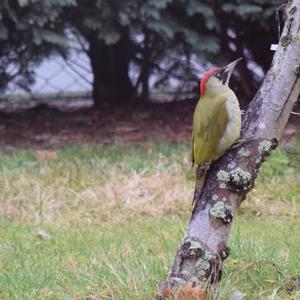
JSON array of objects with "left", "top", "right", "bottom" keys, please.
[
  {"left": 0, "top": 0, "right": 283, "bottom": 105},
  {"left": 1, "top": 1, "right": 300, "bottom": 299},
  {"left": 0, "top": 0, "right": 292, "bottom": 148}
]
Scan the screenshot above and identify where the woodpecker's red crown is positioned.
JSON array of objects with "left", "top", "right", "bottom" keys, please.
[
  {"left": 200, "top": 58, "right": 242, "bottom": 97},
  {"left": 200, "top": 67, "right": 220, "bottom": 96}
]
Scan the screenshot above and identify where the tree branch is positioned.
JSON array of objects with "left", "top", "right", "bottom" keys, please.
[{"left": 158, "top": 0, "right": 300, "bottom": 298}]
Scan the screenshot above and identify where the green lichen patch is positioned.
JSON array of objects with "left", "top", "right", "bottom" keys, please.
[
  {"left": 181, "top": 238, "right": 204, "bottom": 258},
  {"left": 196, "top": 258, "right": 211, "bottom": 277},
  {"left": 217, "top": 170, "right": 230, "bottom": 182},
  {"left": 238, "top": 147, "right": 250, "bottom": 157},
  {"left": 189, "top": 277, "right": 200, "bottom": 286},
  {"left": 189, "top": 240, "right": 203, "bottom": 251},
  {"left": 178, "top": 238, "right": 217, "bottom": 281},
  {"left": 209, "top": 201, "right": 233, "bottom": 223},
  {"left": 257, "top": 139, "right": 278, "bottom": 165},
  {"left": 195, "top": 249, "right": 216, "bottom": 279},
  {"left": 229, "top": 167, "right": 252, "bottom": 191},
  {"left": 258, "top": 140, "right": 273, "bottom": 154}
]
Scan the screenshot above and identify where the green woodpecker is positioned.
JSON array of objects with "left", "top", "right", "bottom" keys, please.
[{"left": 191, "top": 58, "right": 242, "bottom": 210}]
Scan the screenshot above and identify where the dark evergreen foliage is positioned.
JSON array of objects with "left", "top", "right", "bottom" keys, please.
[{"left": 0, "top": 0, "right": 285, "bottom": 105}]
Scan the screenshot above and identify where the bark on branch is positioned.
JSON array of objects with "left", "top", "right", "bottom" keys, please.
[{"left": 158, "top": 0, "right": 300, "bottom": 297}]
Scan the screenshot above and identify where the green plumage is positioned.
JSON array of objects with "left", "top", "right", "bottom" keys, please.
[
  {"left": 191, "top": 79, "right": 241, "bottom": 210},
  {"left": 191, "top": 95, "right": 228, "bottom": 167}
]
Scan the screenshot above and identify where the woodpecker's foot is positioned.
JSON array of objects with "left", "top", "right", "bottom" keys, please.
[{"left": 231, "top": 136, "right": 256, "bottom": 149}]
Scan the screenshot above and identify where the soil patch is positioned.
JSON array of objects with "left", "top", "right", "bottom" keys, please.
[{"left": 0, "top": 100, "right": 195, "bottom": 148}]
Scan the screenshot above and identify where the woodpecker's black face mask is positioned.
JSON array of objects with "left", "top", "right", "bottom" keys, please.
[
  {"left": 220, "top": 70, "right": 228, "bottom": 85},
  {"left": 219, "top": 57, "right": 243, "bottom": 86},
  {"left": 213, "top": 69, "right": 228, "bottom": 85}
]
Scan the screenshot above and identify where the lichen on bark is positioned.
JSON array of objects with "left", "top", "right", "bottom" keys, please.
[
  {"left": 167, "top": 237, "right": 221, "bottom": 287},
  {"left": 238, "top": 147, "right": 250, "bottom": 157},
  {"left": 209, "top": 201, "right": 233, "bottom": 223},
  {"left": 229, "top": 167, "right": 252, "bottom": 191},
  {"left": 258, "top": 140, "right": 274, "bottom": 154}
]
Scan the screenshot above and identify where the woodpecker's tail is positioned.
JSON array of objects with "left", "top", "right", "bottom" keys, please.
[{"left": 192, "top": 164, "right": 208, "bottom": 213}]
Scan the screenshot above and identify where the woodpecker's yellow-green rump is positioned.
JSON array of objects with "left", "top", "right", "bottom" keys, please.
[{"left": 191, "top": 58, "right": 242, "bottom": 210}]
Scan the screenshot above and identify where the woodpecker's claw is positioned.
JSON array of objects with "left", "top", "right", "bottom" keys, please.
[{"left": 231, "top": 136, "right": 256, "bottom": 149}]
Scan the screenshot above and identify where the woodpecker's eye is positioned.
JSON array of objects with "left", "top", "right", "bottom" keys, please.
[{"left": 214, "top": 72, "right": 222, "bottom": 79}]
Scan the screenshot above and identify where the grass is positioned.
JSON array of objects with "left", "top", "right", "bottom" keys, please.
[{"left": 0, "top": 142, "right": 299, "bottom": 299}]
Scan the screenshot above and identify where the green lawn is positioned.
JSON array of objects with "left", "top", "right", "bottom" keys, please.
[{"left": 0, "top": 143, "right": 299, "bottom": 299}]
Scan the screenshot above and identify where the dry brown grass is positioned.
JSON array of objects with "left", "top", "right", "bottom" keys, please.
[
  {"left": 242, "top": 177, "right": 300, "bottom": 218},
  {"left": 0, "top": 147, "right": 194, "bottom": 224},
  {"left": 1, "top": 144, "right": 299, "bottom": 227}
]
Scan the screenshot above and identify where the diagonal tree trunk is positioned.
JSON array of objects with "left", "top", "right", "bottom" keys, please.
[{"left": 158, "top": 0, "right": 300, "bottom": 298}]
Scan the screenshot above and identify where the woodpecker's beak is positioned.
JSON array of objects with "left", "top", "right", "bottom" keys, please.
[{"left": 221, "top": 57, "right": 242, "bottom": 86}]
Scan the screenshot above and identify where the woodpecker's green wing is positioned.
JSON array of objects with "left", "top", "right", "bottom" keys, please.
[{"left": 192, "top": 96, "right": 229, "bottom": 167}]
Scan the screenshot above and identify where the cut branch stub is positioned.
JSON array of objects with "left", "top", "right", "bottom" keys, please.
[
  {"left": 215, "top": 138, "right": 278, "bottom": 194},
  {"left": 175, "top": 238, "right": 218, "bottom": 283},
  {"left": 158, "top": 238, "right": 221, "bottom": 294}
]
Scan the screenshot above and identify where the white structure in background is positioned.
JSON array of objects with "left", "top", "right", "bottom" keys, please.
[
  {"left": 1, "top": 43, "right": 93, "bottom": 101},
  {"left": 1, "top": 35, "right": 217, "bottom": 103},
  {"left": 32, "top": 51, "right": 92, "bottom": 94}
]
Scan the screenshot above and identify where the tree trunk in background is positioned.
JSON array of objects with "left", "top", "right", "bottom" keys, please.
[
  {"left": 159, "top": 1, "right": 300, "bottom": 298},
  {"left": 141, "top": 30, "right": 151, "bottom": 101},
  {"left": 87, "top": 32, "right": 133, "bottom": 107}
]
